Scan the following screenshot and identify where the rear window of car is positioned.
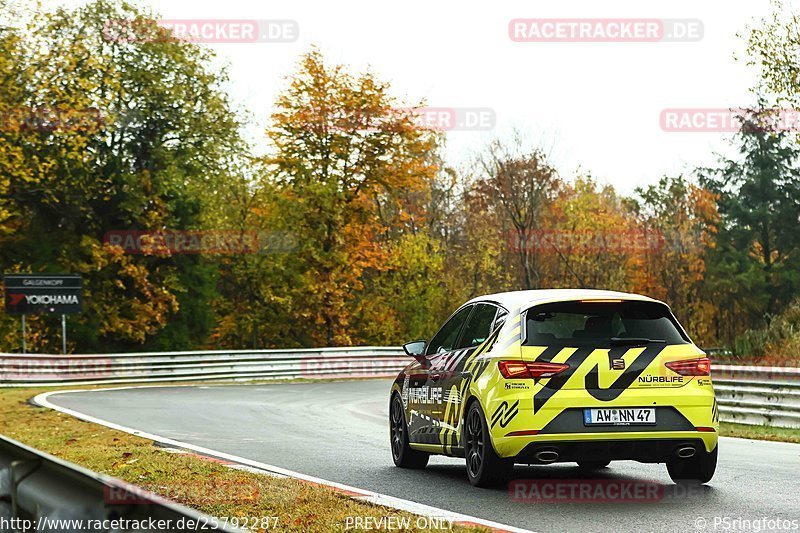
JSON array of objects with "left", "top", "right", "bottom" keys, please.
[{"left": 523, "top": 300, "right": 690, "bottom": 347}]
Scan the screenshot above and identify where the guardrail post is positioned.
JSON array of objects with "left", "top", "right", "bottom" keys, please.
[{"left": 9, "top": 458, "right": 41, "bottom": 522}]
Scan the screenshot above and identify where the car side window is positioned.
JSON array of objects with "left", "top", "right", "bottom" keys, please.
[
  {"left": 427, "top": 305, "right": 473, "bottom": 355},
  {"left": 493, "top": 308, "right": 508, "bottom": 331},
  {"left": 456, "top": 304, "right": 498, "bottom": 349}
]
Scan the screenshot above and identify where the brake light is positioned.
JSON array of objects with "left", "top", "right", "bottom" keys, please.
[
  {"left": 498, "top": 360, "right": 570, "bottom": 379},
  {"left": 506, "top": 430, "right": 540, "bottom": 437},
  {"left": 665, "top": 357, "right": 711, "bottom": 376}
]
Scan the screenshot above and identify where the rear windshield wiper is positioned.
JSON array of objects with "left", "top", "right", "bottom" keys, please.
[{"left": 609, "top": 337, "right": 666, "bottom": 347}]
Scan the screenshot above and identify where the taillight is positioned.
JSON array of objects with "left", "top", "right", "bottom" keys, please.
[
  {"left": 665, "top": 357, "right": 711, "bottom": 376},
  {"left": 498, "top": 360, "right": 570, "bottom": 379}
]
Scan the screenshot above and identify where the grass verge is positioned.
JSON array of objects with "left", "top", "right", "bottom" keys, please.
[
  {"left": 0, "top": 384, "right": 488, "bottom": 533},
  {"left": 719, "top": 421, "right": 800, "bottom": 444}
]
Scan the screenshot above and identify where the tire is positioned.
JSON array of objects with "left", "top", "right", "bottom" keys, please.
[
  {"left": 666, "top": 446, "right": 717, "bottom": 484},
  {"left": 464, "top": 401, "right": 514, "bottom": 487},
  {"left": 389, "top": 394, "right": 429, "bottom": 469},
  {"left": 577, "top": 459, "right": 611, "bottom": 470}
]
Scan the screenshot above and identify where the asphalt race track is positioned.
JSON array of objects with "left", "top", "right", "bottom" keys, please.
[{"left": 44, "top": 380, "right": 800, "bottom": 533}]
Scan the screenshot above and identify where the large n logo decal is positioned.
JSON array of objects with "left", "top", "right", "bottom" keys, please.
[{"left": 533, "top": 344, "right": 667, "bottom": 413}]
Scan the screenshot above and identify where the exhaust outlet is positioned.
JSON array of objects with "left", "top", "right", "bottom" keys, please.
[
  {"left": 535, "top": 450, "right": 559, "bottom": 463},
  {"left": 676, "top": 446, "right": 696, "bottom": 459}
]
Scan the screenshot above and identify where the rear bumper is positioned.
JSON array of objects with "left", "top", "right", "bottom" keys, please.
[
  {"left": 511, "top": 435, "right": 715, "bottom": 464},
  {"left": 487, "top": 385, "right": 718, "bottom": 458}
]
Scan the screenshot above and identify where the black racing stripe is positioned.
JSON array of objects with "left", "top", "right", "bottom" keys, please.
[
  {"left": 584, "top": 344, "right": 667, "bottom": 401},
  {"left": 491, "top": 412, "right": 503, "bottom": 427},
  {"left": 473, "top": 358, "right": 493, "bottom": 379},
  {"left": 492, "top": 402, "right": 508, "bottom": 424},
  {"left": 533, "top": 345, "right": 569, "bottom": 363},
  {"left": 479, "top": 326, "right": 503, "bottom": 352},
  {"left": 456, "top": 329, "right": 519, "bottom": 381},
  {"left": 533, "top": 346, "right": 595, "bottom": 413},
  {"left": 440, "top": 349, "right": 462, "bottom": 370},
  {"left": 491, "top": 401, "right": 507, "bottom": 426},
  {"left": 460, "top": 329, "right": 501, "bottom": 372},
  {"left": 447, "top": 348, "right": 475, "bottom": 371},
  {"left": 499, "top": 404, "right": 519, "bottom": 428}
]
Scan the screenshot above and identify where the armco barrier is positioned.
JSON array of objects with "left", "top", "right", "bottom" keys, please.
[
  {"left": 0, "top": 434, "right": 240, "bottom": 532},
  {"left": 0, "top": 347, "right": 407, "bottom": 386},
  {"left": 0, "top": 349, "right": 798, "bottom": 428},
  {"left": 713, "top": 364, "right": 800, "bottom": 429}
]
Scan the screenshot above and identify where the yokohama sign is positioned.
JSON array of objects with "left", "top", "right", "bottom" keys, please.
[{"left": 3, "top": 274, "right": 83, "bottom": 315}]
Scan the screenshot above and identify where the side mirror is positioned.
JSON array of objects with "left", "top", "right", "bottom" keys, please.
[{"left": 402, "top": 340, "right": 427, "bottom": 364}]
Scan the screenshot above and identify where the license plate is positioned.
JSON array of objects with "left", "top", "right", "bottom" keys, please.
[{"left": 583, "top": 408, "right": 656, "bottom": 426}]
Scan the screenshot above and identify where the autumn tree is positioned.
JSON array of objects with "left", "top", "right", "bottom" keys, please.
[
  {"left": 0, "top": 0, "right": 248, "bottom": 352},
  {"left": 263, "top": 49, "right": 440, "bottom": 346},
  {"left": 745, "top": 1, "right": 800, "bottom": 110},
  {"left": 699, "top": 109, "right": 800, "bottom": 340},
  {"left": 631, "top": 177, "right": 719, "bottom": 343},
  {"left": 475, "top": 135, "right": 560, "bottom": 290},
  {"left": 546, "top": 177, "right": 637, "bottom": 290}
]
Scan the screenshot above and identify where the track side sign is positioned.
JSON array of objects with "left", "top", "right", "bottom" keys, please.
[{"left": 3, "top": 274, "right": 83, "bottom": 315}]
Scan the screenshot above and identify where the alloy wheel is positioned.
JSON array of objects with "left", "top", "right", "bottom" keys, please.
[{"left": 466, "top": 408, "right": 484, "bottom": 477}]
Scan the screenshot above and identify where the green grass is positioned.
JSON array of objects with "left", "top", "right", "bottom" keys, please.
[{"left": 720, "top": 421, "right": 800, "bottom": 444}]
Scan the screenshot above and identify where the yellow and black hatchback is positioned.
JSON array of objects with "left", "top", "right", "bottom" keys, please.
[{"left": 389, "top": 289, "right": 718, "bottom": 487}]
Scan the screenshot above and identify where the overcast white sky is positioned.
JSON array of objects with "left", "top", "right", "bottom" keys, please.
[{"left": 41, "top": 0, "right": 789, "bottom": 194}]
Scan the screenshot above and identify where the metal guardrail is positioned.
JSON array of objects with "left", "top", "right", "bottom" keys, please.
[
  {"left": 1, "top": 349, "right": 799, "bottom": 428},
  {"left": 0, "top": 434, "right": 240, "bottom": 532},
  {"left": 713, "top": 364, "right": 800, "bottom": 429},
  {"left": 0, "top": 347, "right": 407, "bottom": 387}
]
